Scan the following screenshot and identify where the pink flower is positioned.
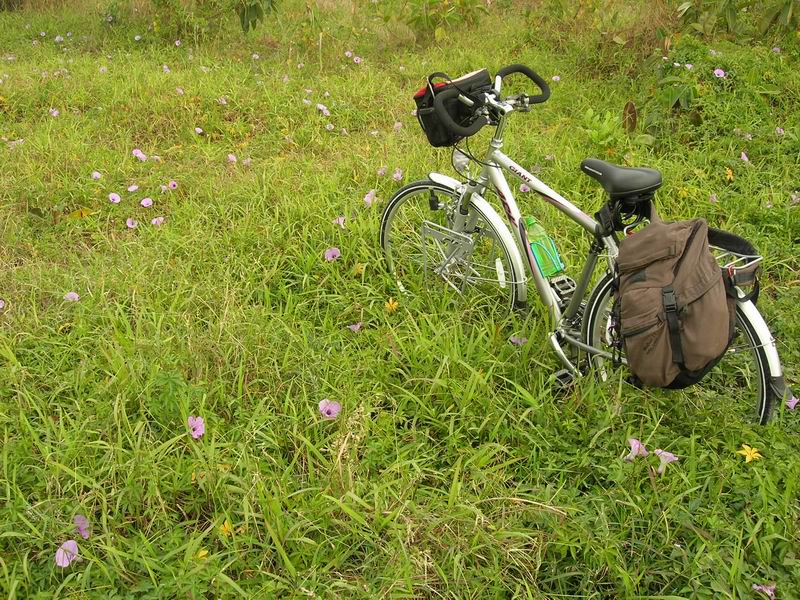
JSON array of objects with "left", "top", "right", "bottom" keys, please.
[
  {"left": 654, "top": 449, "right": 679, "bottom": 474},
  {"left": 318, "top": 399, "right": 341, "bottom": 420},
  {"left": 685, "top": 63, "right": 693, "bottom": 70},
  {"left": 227, "top": 153, "right": 237, "bottom": 163},
  {"left": 242, "top": 158, "right": 252, "bottom": 167},
  {"left": 188, "top": 415, "right": 205, "bottom": 438},
  {"left": 752, "top": 583, "right": 776, "bottom": 599},
  {"left": 709, "top": 194, "right": 718, "bottom": 203},
  {"left": 108, "top": 192, "right": 121, "bottom": 204},
  {"left": 393, "top": 121, "right": 402, "bottom": 131},
  {"left": 99, "top": 66, "right": 108, "bottom": 73},
  {"left": 140, "top": 197, "right": 153, "bottom": 208},
  {"left": 332, "top": 215, "right": 346, "bottom": 228},
  {"left": 776, "top": 127, "right": 784, "bottom": 136},
  {"left": 302, "top": 98, "right": 312, "bottom": 106},
  {"left": 126, "top": 218, "right": 138, "bottom": 229},
  {"left": 162, "top": 64, "right": 170, "bottom": 73},
  {"left": 63, "top": 291, "right": 80, "bottom": 302},
  {"left": 324, "top": 247, "right": 341, "bottom": 261},
  {"left": 325, "top": 124, "right": 334, "bottom": 131},
  {"left": 160, "top": 185, "right": 168, "bottom": 193},
  {"left": 353, "top": 56, "right": 362, "bottom": 64},
  {"left": 713, "top": 68, "right": 726, "bottom": 78},
  {"left": 786, "top": 395, "right": 799, "bottom": 410},
  {"left": 411, "top": 108, "right": 417, "bottom": 116},
  {"left": 218, "top": 96, "right": 227, "bottom": 105},
  {"left": 132, "top": 148, "right": 147, "bottom": 161},
  {"left": 392, "top": 168, "right": 403, "bottom": 182},
  {"left": 151, "top": 216, "right": 165, "bottom": 226},
  {"left": 195, "top": 127, "right": 203, "bottom": 134},
  {"left": 624, "top": 438, "right": 649, "bottom": 461},
  {"left": 346, "top": 322, "right": 362, "bottom": 332},
  {"left": 49, "top": 108, "right": 59, "bottom": 117},
  {"left": 127, "top": 184, "right": 138, "bottom": 192},
  {"left": 282, "top": 74, "right": 289, "bottom": 83},
  {"left": 168, "top": 180, "right": 178, "bottom": 190},
  {"left": 176, "top": 87, "right": 184, "bottom": 95},
  {"left": 377, "top": 166, "right": 387, "bottom": 176},
  {"left": 0, "top": 299, "right": 5, "bottom": 310},
  {"left": 344, "top": 50, "right": 353, "bottom": 58},
  {"left": 509, "top": 335, "right": 527, "bottom": 346},
  {"left": 363, "top": 189, "right": 376, "bottom": 207},
  {"left": 175, "top": 39, "right": 181, "bottom": 47},
  {"left": 551, "top": 75, "right": 560, "bottom": 81},
  {"left": 55, "top": 540, "right": 79, "bottom": 568},
  {"left": 740, "top": 152, "right": 749, "bottom": 162},
  {"left": 772, "top": 47, "right": 781, "bottom": 53},
  {"left": 74, "top": 515, "right": 90, "bottom": 540},
  {"left": 520, "top": 184, "right": 530, "bottom": 193},
  {"left": 297, "top": 62, "right": 304, "bottom": 69},
  {"left": 252, "top": 53, "right": 259, "bottom": 60},
  {"left": 91, "top": 171, "right": 101, "bottom": 180}
]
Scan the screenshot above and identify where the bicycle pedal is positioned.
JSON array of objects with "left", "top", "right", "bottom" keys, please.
[
  {"left": 551, "top": 275, "right": 577, "bottom": 307},
  {"left": 551, "top": 368, "right": 577, "bottom": 393}
]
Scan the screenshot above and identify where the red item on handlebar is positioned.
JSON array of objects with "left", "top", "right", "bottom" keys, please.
[{"left": 413, "top": 69, "right": 492, "bottom": 147}]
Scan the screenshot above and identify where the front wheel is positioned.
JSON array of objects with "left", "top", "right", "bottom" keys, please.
[
  {"left": 581, "top": 273, "right": 781, "bottom": 424},
  {"left": 379, "top": 179, "right": 526, "bottom": 311}
]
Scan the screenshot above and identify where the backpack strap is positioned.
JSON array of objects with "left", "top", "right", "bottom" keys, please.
[{"left": 662, "top": 284, "right": 685, "bottom": 364}]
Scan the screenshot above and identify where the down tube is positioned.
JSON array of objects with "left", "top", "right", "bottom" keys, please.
[{"left": 488, "top": 166, "right": 559, "bottom": 310}]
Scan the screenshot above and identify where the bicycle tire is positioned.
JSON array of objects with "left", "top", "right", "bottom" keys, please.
[
  {"left": 581, "top": 272, "right": 777, "bottom": 423},
  {"left": 380, "top": 179, "right": 525, "bottom": 310}
]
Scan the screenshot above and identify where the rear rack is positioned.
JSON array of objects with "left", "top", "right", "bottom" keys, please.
[{"left": 711, "top": 246, "right": 763, "bottom": 273}]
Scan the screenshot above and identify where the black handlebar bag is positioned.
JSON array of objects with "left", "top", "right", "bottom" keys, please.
[{"left": 413, "top": 69, "right": 492, "bottom": 147}]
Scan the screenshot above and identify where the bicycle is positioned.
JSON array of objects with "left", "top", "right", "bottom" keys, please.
[{"left": 379, "top": 64, "right": 794, "bottom": 424}]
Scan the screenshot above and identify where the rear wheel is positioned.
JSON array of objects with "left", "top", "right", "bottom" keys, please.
[
  {"left": 582, "top": 273, "right": 776, "bottom": 423},
  {"left": 380, "top": 179, "right": 524, "bottom": 311}
]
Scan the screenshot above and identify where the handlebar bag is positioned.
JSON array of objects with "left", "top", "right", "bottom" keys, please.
[{"left": 413, "top": 69, "right": 492, "bottom": 147}]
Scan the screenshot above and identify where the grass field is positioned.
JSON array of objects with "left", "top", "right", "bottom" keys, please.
[{"left": 1, "top": 1, "right": 799, "bottom": 597}]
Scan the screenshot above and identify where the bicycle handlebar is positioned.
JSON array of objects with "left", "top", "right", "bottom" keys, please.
[{"left": 431, "top": 64, "right": 550, "bottom": 141}]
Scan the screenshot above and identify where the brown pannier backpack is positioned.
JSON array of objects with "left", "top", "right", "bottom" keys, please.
[{"left": 615, "top": 208, "right": 739, "bottom": 389}]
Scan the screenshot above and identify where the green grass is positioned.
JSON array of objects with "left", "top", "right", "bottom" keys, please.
[{"left": 1, "top": 1, "right": 799, "bottom": 597}]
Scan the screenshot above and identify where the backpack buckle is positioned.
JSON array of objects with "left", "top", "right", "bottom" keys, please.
[{"left": 663, "top": 287, "right": 678, "bottom": 312}]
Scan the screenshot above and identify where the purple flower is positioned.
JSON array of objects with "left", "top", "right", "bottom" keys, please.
[
  {"left": 49, "top": 108, "right": 59, "bottom": 117},
  {"left": 332, "top": 215, "right": 346, "bottom": 228},
  {"left": 786, "top": 395, "right": 799, "bottom": 410},
  {"left": 99, "top": 66, "right": 108, "bottom": 74},
  {"left": 624, "top": 438, "right": 649, "bottom": 461},
  {"left": 74, "top": 515, "right": 90, "bottom": 540},
  {"left": 55, "top": 540, "right": 79, "bottom": 568},
  {"left": 175, "top": 39, "right": 181, "bottom": 47},
  {"left": 354, "top": 56, "right": 362, "bottom": 64},
  {"left": 509, "top": 335, "right": 527, "bottom": 346},
  {"left": 654, "top": 449, "right": 679, "bottom": 474},
  {"left": 54, "top": 35, "right": 64, "bottom": 43},
  {"left": 160, "top": 185, "right": 168, "bottom": 193},
  {"left": 776, "top": 127, "right": 784, "bottom": 136},
  {"left": 242, "top": 157, "right": 252, "bottom": 167},
  {"left": 195, "top": 127, "right": 203, "bottom": 134},
  {"left": 0, "top": 299, "right": 5, "bottom": 310},
  {"left": 127, "top": 184, "right": 138, "bottom": 192},
  {"left": 302, "top": 98, "right": 312, "bottom": 106},
  {"left": 227, "top": 153, "right": 237, "bottom": 163},
  {"left": 347, "top": 322, "right": 362, "bottom": 332},
  {"left": 713, "top": 68, "right": 726, "bottom": 78},
  {"left": 63, "top": 291, "right": 80, "bottom": 302},
  {"left": 316, "top": 102, "right": 328, "bottom": 113},
  {"left": 91, "top": 171, "right": 101, "bottom": 180},
  {"left": 740, "top": 151, "right": 749, "bottom": 162},
  {"left": 520, "top": 184, "right": 531, "bottom": 193},
  {"left": 377, "top": 166, "right": 387, "bottom": 176},
  {"left": 551, "top": 75, "right": 560, "bottom": 81},
  {"left": 325, "top": 124, "right": 334, "bottom": 131},
  {"left": 282, "top": 74, "right": 289, "bottom": 83},
  {"left": 106, "top": 14, "right": 113, "bottom": 22},
  {"left": 252, "top": 53, "right": 260, "bottom": 60},
  {"left": 218, "top": 96, "right": 227, "bottom": 105},
  {"left": 411, "top": 108, "right": 417, "bottom": 116},
  {"left": 709, "top": 194, "right": 718, "bottom": 203},
  {"left": 324, "top": 247, "right": 341, "bottom": 261},
  {"left": 126, "top": 218, "right": 139, "bottom": 229},
  {"left": 393, "top": 168, "right": 403, "bottom": 182},
  {"left": 318, "top": 399, "right": 341, "bottom": 420},
  {"left": 108, "top": 192, "right": 121, "bottom": 204},
  {"left": 345, "top": 50, "right": 353, "bottom": 58},
  {"left": 685, "top": 63, "right": 693, "bottom": 70},
  {"left": 162, "top": 64, "right": 170, "bottom": 73},
  {"left": 188, "top": 415, "right": 205, "bottom": 438},
  {"left": 363, "top": 189, "right": 377, "bottom": 207},
  {"left": 393, "top": 121, "right": 402, "bottom": 131},
  {"left": 168, "top": 180, "right": 178, "bottom": 190},
  {"left": 752, "top": 583, "right": 776, "bottom": 599},
  {"left": 140, "top": 197, "right": 153, "bottom": 208},
  {"left": 151, "top": 216, "right": 165, "bottom": 226},
  {"left": 176, "top": 87, "right": 184, "bottom": 95},
  {"left": 132, "top": 148, "right": 147, "bottom": 161},
  {"left": 772, "top": 47, "right": 781, "bottom": 53}
]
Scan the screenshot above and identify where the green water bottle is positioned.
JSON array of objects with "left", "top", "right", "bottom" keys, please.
[{"left": 524, "top": 216, "right": 564, "bottom": 277}]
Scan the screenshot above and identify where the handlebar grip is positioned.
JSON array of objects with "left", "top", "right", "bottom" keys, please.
[
  {"left": 496, "top": 63, "right": 551, "bottom": 104},
  {"left": 432, "top": 86, "right": 489, "bottom": 139}
]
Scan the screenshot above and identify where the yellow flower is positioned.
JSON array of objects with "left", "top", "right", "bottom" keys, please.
[
  {"left": 726, "top": 167, "right": 734, "bottom": 182},
  {"left": 196, "top": 548, "right": 209, "bottom": 560},
  {"left": 385, "top": 297, "right": 399, "bottom": 314},
  {"left": 352, "top": 262, "right": 366, "bottom": 277},
  {"left": 219, "top": 519, "right": 233, "bottom": 537},
  {"left": 736, "top": 444, "right": 762, "bottom": 463}
]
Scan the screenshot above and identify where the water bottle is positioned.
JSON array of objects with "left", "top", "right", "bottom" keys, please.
[{"left": 524, "top": 216, "right": 564, "bottom": 277}]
